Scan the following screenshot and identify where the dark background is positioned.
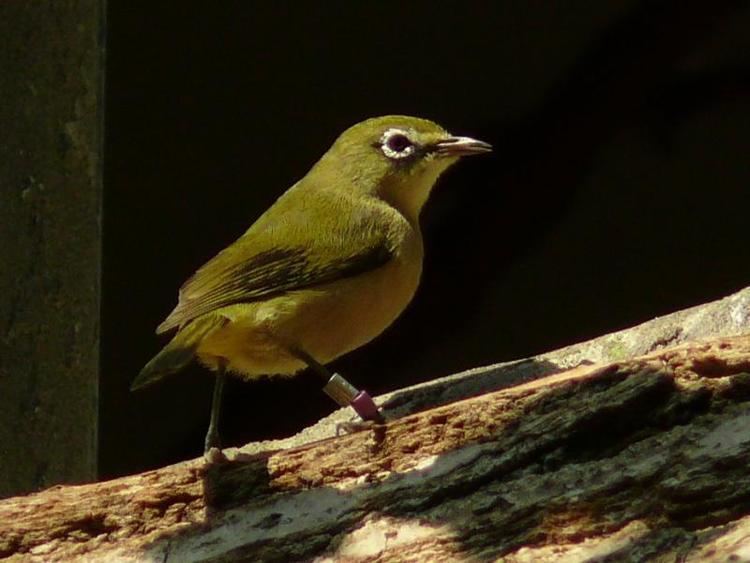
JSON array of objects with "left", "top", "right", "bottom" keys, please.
[{"left": 102, "top": 1, "right": 750, "bottom": 478}]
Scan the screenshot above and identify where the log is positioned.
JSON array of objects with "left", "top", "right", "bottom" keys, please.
[{"left": 2, "top": 289, "right": 750, "bottom": 561}]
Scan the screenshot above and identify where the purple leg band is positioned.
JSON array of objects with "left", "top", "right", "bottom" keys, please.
[
  {"left": 322, "top": 373, "right": 384, "bottom": 422},
  {"left": 350, "top": 390, "right": 381, "bottom": 421}
]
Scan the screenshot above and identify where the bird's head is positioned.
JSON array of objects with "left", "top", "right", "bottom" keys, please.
[{"left": 313, "top": 115, "right": 491, "bottom": 223}]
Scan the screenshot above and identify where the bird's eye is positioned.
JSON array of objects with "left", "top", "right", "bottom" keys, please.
[
  {"left": 386, "top": 133, "right": 412, "bottom": 153},
  {"left": 380, "top": 129, "right": 416, "bottom": 160}
]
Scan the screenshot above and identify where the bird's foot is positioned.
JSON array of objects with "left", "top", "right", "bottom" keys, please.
[
  {"left": 204, "top": 429, "right": 227, "bottom": 464},
  {"left": 204, "top": 446, "right": 228, "bottom": 465},
  {"left": 335, "top": 418, "right": 384, "bottom": 436}
]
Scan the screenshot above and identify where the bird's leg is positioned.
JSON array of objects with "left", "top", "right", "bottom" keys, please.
[
  {"left": 288, "top": 346, "right": 385, "bottom": 426},
  {"left": 204, "top": 360, "right": 227, "bottom": 462}
]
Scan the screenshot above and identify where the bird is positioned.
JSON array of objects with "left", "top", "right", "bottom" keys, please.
[{"left": 131, "top": 115, "right": 491, "bottom": 456}]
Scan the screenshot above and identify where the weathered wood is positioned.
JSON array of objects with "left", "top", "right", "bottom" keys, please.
[
  {"left": 2, "top": 333, "right": 749, "bottom": 561},
  {"left": 241, "top": 285, "right": 750, "bottom": 455}
]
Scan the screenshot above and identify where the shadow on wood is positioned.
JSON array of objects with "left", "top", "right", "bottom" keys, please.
[{"left": 2, "top": 331, "right": 750, "bottom": 560}]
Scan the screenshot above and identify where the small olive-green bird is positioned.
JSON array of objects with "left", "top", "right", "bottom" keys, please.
[{"left": 132, "top": 115, "right": 491, "bottom": 454}]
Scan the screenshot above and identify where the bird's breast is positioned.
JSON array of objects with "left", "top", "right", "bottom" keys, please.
[
  {"left": 198, "top": 224, "right": 424, "bottom": 377},
  {"left": 276, "top": 226, "right": 424, "bottom": 363}
]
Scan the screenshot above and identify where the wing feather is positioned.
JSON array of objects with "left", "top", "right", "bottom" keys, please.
[{"left": 156, "top": 196, "right": 394, "bottom": 333}]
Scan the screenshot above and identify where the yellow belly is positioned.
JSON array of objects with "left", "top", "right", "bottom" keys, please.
[{"left": 196, "top": 234, "right": 423, "bottom": 379}]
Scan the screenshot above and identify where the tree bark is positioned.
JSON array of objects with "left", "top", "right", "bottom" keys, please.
[{"left": 2, "top": 291, "right": 750, "bottom": 561}]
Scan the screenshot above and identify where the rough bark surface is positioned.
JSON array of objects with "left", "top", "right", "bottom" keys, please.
[{"left": 2, "top": 291, "right": 750, "bottom": 561}]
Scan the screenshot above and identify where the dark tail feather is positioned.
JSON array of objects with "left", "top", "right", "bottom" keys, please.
[{"left": 131, "top": 315, "right": 227, "bottom": 391}]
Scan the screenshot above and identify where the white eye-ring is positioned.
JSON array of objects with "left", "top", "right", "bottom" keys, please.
[{"left": 380, "top": 128, "right": 416, "bottom": 160}]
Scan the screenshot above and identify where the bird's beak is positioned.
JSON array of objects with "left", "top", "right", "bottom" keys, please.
[{"left": 434, "top": 136, "right": 492, "bottom": 158}]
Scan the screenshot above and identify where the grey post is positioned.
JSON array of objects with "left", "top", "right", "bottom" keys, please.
[{"left": 0, "top": 1, "right": 104, "bottom": 498}]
